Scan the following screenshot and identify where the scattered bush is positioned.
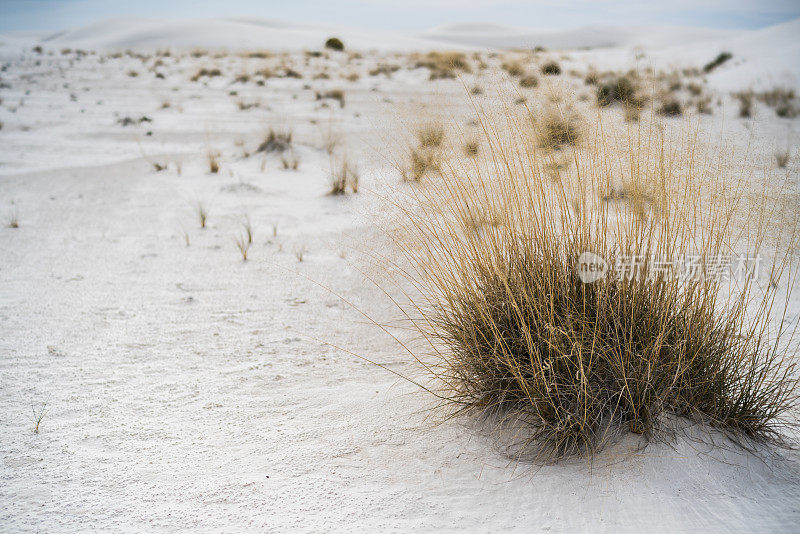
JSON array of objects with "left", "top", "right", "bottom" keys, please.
[
  {"left": 190, "top": 68, "right": 222, "bottom": 82},
  {"left": 776, "top": 151, "right": 790, "bottom": 168},
  {"left": 208, "top": 152, "right": 220, "bottom": 174},
  {"left": 538, "top": 109, "right": 580, "bottom": 149},
  {"left": 196, "top": 203, "right": 208, "bottom": 229},
  {"left": 733, "top": 91, "right": 753, "bottom": 118},
  {"left": 416, "top": 122, "right": 445, "bottom": 148},
  {"left": 596, "top": 76, "right": 637, "bottom": 107},
  {"left": 541, "top": 61, "right": 561, "bottom": 75},
  {"left": 316, "top": 89, "right": 346, "bottom": 108},
  {"left": 502, "top": 60, "right": 524, "bottom": 77},
  {"left": 519, "top": 75, "right": 539, "bottom": 88},
  {"left": 703, "top": 52, "right": 732, "bottom": 73},
  {"left": 388, "top": 105, "right": 800, "bottom": 459},
  {"left": 464, "top": 140, "right": 479, "bottom": 157},
  {"left": 657, "top": 99, "right": 682, "bottom": 117},
  {"left": 329, "top": 156, "right": 359, "bottom": 194},
  {"left": 325, "top": 37, "right": 345, "bottom": 51},
  {"left": 281, "top": 151, "right": 300, "bottom": 170},
  {"left": 257, "top": 128, "right": 293, "bottom": 153}
]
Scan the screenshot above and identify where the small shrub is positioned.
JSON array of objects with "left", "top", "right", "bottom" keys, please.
[
  {"left": 316, "top": 89, "right": 346, "bottom": 108},
  {"left": 388, "top": 105, "right": 800, "bottom": 459},
  {"left": 776, "top": 151, "right": 790, "bottom": 168},
  {"left": 403, "top": 148, "right": 440, "bottom": 182},
  {"left": 234, "top": 233, "right": 251, "bottom": 261},
  {"left": 696, "top": 96, "right": 713, "bottom": 115},
  {"left": 703, "top": 52, "right": 732, "bottom": 73},
  {"left": 281, "top": 151, "right": 300, "bottom": 170},
  {"left": 657, "top": 99, "right": 682, "bottom": 117},
  {"left": 6, "top": 209, "right": 19, "bottom": 228},
  {"left": 502, "top": 60, "right": 524, "bottom": 77},
  {"left": 257, "top": 128, "right": 293, "bottom": 153},
  {"left": 734, "top": 91, "right": 753, "bottom": 118},
  {"left": 464, "top": 140, "right": 479, "bottom": 157},
  {"left": 329, "top": 156, "right": 359, "bottom": 194},
  {"left": 196, "top": 203, "right": 208, "bottom": 229},
  {"left": 596, "top": 76, "right": 637, "bottom": 107},
  {"left": 190, "top": 67, "right": 222, "bottom": 82},
  {"left": 325, "top": 37, "right": 344, "bottom": 51},
  {"left": 208, "top": 152, "right": 220, "bottom": 173},
  {"left": 538, "top": 109, "right": 580, "bottom": 149},
  {"left": 416, "top": 122, "right": 445, "bottom": 148},
  {"left": 519, "top": 75, "right": 538, "bottom": 88},
  {"left": 541, "top": 61, "right": 561, "bottom": 75}
]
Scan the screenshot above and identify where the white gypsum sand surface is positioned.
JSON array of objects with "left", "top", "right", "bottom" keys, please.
[{"left": 1, "top": 19, "right": 800, "bottom": 533}]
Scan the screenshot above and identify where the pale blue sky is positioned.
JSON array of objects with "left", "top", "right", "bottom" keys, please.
[{"left": 1, "top": 0, "right": 799, "bottom": 32}]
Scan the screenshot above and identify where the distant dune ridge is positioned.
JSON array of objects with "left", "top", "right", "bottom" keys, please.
[{"left": 1, "top": 16, "right": 798, "bottom": 89}]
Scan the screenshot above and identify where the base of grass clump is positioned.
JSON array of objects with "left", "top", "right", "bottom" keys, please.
[{"left": 388, "top": 104, "right": 799, "bottom": 460}]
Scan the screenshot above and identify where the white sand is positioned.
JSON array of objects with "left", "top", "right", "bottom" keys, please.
[{"left": 1, "top": 17, "right": 800, "bottom": 532}]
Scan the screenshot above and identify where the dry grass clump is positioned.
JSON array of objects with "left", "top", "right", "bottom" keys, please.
[
  {"left": 541, "top": 61, "right": 561, "bottom": 75},
  {"left": 329, "top": 155, "right": 359, "bottom": 194},
  {"left": 703, "top": 52, "right": 732, "bottom": 73},
  {"left": 755, "top": 88, "right": 797, "bottom": 118},
  {"left": 403, "top": 148, "right": 441, "bottom": 182},
  {"left": 416, "top": 122, "right": 445, "bottom": 149},
  {"left": 733, "top": 91, "right": 754, "bottom": 118},
  {"left": 281, "top": 151, "right": 300, "bottom": 170},
  {"left": 657, "top": 99, "right": 683, "bottom": 117},
  {"left": 519, "top": 75, "right": 539, "bottom": 88},
  {"left": 415, "top": 51, "right": 471, "bottom": 80},
  {"left": 207, "top": 152, "right": 220, "bottom": 173},
  {"left": 776, "top": 151, "right": 790, "bottom": 168},
  {"left": 596, "top": 75, "right": 638, "bottom": 107},
  {"left": 190, "top": 67, "right": 222, "bottom": 82},
  {"left": 369, "top": 63, "right": 401, "bottom": 77},
  {"left": 384, "top": 102, "right": 799, "bottom": 460},
  {"left": 502, "top": 59, "right": 525, "bottom": 77},
  {"left": 538, "top": 108, "right": 581, "bottom": 149},
  {"left": 316, "top": 89, "right": 346, "bottom": 108},
  {"left": 463, "top": 140, "right": 480, "bottom": 157},
  {"left": 257, "top": 128, "right": 293, "bottom": 153},
  {"left": 6, "top": 209, "right": 19, "bottom": 228}
]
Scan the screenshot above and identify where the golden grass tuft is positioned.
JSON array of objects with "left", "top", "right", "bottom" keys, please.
[{"left": 381, "top": 98, "right": 800, "bottom": 460}]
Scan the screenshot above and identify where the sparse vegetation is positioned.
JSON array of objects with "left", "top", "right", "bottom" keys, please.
[
  {"left": 329, "top": 155, "right": 359, "bottom": 194},
  {"left": 541, "top": 61, "right": 561, "bottom": 75},
  {"left": 6, "top": 209, "right": 19, "bottom": 228},
  {"left": 316, "top": 89, "right": 346, "bottom": 108},
  {"left": 734, "top": 90, "right": 753, "bottom": 118},
  {"left": 416, "top": 122, "right": 445, "bottom": 148},
  {"left": 519, "top": 75, "right": 538, "bottom": 88},
  {"left": 196, "top": 203, "right": 208, "bottom": 229},
  {"left": 596, "top": 75, "right": 637, "bottom": 107},
  {"left": 703, "top": 52, "right": 732, "bottom": 73},
  {"left": 325, "top": 37, "right": 345, "bottom": 51},
  {"left": 387, "top": 104, "right": 800, "bottom": 459},
  {"left": 776, "top": 151, "right": 790, "bottom": 168},
  {"left": 208, "top": 152, "right": 220, "bottom": 173},
  {"left": 235, "top": 233, "right": 251, "bottom": 261},
  {"left": 538, "top": 108, "right": 581, "bottom": 149},
  {"left": 281, "top": 151, "right": 300, "bottom": 170},
  {"left": 31, "top": 399, "right": 48, "bottom": 434},
  {"left": 257, "top": 128, "right": 293, "bottom": 153},
  {"left": 657, "top": 99, "right": 683, "bottom": 116}
]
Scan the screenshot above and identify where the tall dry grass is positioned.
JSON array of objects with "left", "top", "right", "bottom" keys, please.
[{"left": 380, "top": 100, "right": 800, "bottom": 460}]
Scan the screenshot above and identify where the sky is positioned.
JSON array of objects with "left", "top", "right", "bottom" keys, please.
[{"left": 1, "top": 0, "right": 799, "bottom": 33}]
